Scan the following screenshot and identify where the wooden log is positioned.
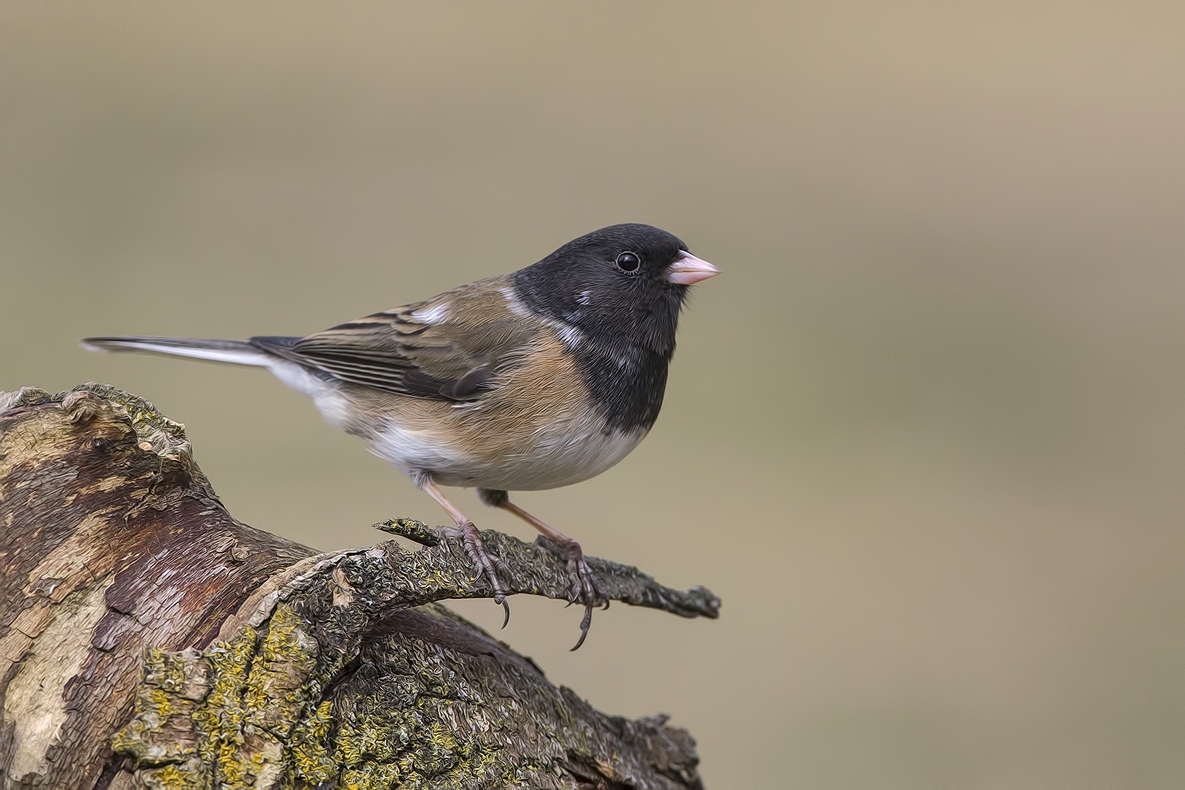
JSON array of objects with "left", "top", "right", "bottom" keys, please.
[{"left": 0, "top": 384, "right": 719, "bottom": 789}]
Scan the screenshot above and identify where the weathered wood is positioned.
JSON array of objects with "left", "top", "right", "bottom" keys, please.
[{"left": 0, "top": 384, "right": 718, "bottom": 789}]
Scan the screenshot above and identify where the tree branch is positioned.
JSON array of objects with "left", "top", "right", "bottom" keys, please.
[{"left": 0, "top": 384, "right": 718, "bottom": 789}]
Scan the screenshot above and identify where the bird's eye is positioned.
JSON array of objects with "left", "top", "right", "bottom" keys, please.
[{"left": 615, "top": 251, "right": 641, "bottom": 273}]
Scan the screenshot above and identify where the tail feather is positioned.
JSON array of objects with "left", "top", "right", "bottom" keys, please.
[{"left": 80, "top": 336, "right": 274, "bottom": 367}]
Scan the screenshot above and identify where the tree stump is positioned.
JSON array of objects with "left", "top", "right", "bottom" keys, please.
[{"left": 0, "top": 384, "right": 719, "bottom": 789}]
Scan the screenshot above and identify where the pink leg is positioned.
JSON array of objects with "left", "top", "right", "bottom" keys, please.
[
  {"left": 420, "top": 478, "right": 510, "bottom": 626},
  {"left": 479, "top": 488, "right": 607, "bottom": 650}
]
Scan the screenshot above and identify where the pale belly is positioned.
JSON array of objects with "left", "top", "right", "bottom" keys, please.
[{"left": 367, "top": 409, "right": 648, "bottom": 491}]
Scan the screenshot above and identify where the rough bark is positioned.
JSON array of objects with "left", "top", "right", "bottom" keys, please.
[{"left": 0, "top": 384, "right": 719, "bottom": 789}]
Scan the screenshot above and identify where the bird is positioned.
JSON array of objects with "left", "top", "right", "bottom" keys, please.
[{"left": 83, "top": 223, "right": 719, "bottom": 648}]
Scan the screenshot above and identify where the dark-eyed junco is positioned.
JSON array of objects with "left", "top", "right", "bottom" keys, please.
[{"left": 83, "top": 223, "right": 719, "bottom": 647}]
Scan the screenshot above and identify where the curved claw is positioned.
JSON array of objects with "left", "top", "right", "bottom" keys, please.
[
  {"left": 489, "top": 496, "right": 610, "bottom": 648},
  {"left": 531, "top": 536, "right": 607, "bottom": 650},
  {"left": 447, "top": 521, "right": 511, "bottom": 619},
  {"left": 574, "top": 559, "right": 607, "bottom": 649},
  {"left": 571, "top": 603, "right": 594, "bottom": 651}
]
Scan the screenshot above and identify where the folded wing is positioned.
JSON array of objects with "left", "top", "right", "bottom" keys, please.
[{"left": 253, "top": 278, "right": 538, "bottom": 402}]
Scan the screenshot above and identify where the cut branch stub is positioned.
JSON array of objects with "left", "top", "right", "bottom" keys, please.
[{"left": 0, "top": 384, "right": 716, "bottom": 789}]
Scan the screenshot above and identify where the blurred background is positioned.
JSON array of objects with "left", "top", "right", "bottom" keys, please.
[{"left": 2, "top": 2, "right": 1183, "bottom": 787}]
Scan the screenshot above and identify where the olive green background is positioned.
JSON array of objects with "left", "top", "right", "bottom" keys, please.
[{"left": 2, "top": 3, "right": 1183, "bottom": 787}]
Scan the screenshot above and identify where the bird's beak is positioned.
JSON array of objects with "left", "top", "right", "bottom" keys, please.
[{"left": 665, "top": 251, "right": 721, "bottom": 285}]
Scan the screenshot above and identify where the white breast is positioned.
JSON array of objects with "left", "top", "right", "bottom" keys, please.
[{"left": 503, "top": 417, "right": 647, "bottom": 491}]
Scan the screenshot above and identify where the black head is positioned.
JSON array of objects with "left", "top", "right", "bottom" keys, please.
[{"left": 512, "top": 223, "right": 717, "bottom": 356}]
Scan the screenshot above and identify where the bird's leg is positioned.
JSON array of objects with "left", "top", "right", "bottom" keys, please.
[
  {"left": 478, "top": 488, "right": 607, "bottom": 650},
  {"left": 419, "top": 477, "right": 510, "bottom": 627}
]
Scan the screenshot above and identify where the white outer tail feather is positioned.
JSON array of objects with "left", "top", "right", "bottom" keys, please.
[
  {"left": 80, "top": 337, "right": 271, "bottom": 367},
  {"left": 81, "top": 335, "right": 352, "bottom": 429}
]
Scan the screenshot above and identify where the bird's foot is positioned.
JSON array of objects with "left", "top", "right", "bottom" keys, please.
[
  {"left": 535, "top": 535, "right": 609, "bottom": 650},
  {"left": 442, "top": 521, "right": 511, "bottom": 627}
]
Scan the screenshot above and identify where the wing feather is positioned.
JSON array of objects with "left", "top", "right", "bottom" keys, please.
[{"left": 250, "top": 277, "right": 538, "bottom": 401}]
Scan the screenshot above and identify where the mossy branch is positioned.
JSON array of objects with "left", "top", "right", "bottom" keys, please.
[{"left": 0, "top": 384, "right": 716, "bottom": 789}]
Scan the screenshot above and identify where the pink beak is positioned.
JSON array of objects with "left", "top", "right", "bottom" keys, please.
[{"left": 665, "top": 251, "right": 721, "bottom": 285}]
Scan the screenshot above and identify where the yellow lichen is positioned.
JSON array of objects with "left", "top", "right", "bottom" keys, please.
[
  {"left": 243, "top": 603, "right": 318, "bottom": 741},
  {"left": 148, "top": 688, "right": 175, "bottom": 718},
  {"left": 139, "top": 758, "right": 217, "bottom": 790},
  {"left": 192, "top": 627, "right": 257, "bottom": 780},
  {"left": 289, "top": 700, "right": 336, "bottom": 783},
  {"left": 341, "top": 763, "right": 403, "bottom": 788}
]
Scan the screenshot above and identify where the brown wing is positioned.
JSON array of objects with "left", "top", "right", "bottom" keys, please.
[{"left": 251, "top": 277, "right": 540, "bottom": 401}]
